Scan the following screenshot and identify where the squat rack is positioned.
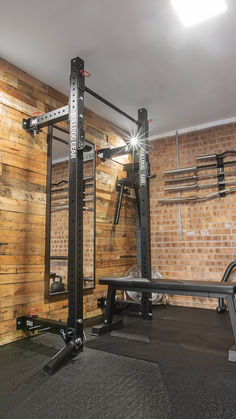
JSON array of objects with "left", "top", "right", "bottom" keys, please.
[{"left": 17, "top": 56, "right": 152, "bottom": 373}]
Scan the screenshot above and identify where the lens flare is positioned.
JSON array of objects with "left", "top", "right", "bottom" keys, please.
[{"left": 130, "top": 136, "right": 138, "bottom": 146}]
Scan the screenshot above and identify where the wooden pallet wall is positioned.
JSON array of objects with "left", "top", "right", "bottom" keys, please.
[{"left": 0, "top": 58, "right": 136, "bottom": 345}]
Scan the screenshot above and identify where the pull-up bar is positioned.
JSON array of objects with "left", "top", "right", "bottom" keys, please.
[{"left": 84, "top": 86, "right": 139, "bottom": 126}]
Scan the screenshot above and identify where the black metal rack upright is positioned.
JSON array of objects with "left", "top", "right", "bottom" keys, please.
[
  {"left": 97, "top": 109, "right": 152, "bottom": 320},
  {"left": 138, "top": 108, "right": 152, "bottom": 319},
  {"left": 67, "top": 57, "right": 85, "bottom": 341},
  {"left": 19, "top": 57, "right": 86, "bottom": 374},
  {"left": 17, "top": 55, "right": 151, "bottom": 373}
]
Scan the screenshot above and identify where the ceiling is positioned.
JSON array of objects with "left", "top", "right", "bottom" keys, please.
[{"left": 1, "top": 0, "right": 236, "bottom": 139}]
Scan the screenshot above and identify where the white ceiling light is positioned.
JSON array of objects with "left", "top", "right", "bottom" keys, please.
[{"left": 171, "top": 0, "right": 227, "bottom": 27}]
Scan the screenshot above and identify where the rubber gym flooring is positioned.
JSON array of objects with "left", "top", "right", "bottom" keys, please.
[{"left": 1, "top": 305, "right": 236, "bottom": 418}]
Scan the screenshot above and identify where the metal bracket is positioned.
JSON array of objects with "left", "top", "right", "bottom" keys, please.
[
  {"left": 22, "top": 105, "right": 69, "bottom": 134},
  {"left": 16, "top": 315, "right": 68, "bottom": 334},
  {"left": 97, "top": 146, "right": 132, "bottom": 160},
  {"left": 116, "top": 178, "right": 130, "bottom": 196},
  {"left": 116, "top": 185, "right": 130, "bottom": 195}
]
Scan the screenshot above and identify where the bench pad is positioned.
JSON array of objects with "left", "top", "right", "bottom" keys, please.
[{"left": 99, "top": 277, "right": 236, "bottom": 295}]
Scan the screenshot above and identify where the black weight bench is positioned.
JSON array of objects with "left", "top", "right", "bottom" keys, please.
[{"left": 91, "top": 277, "right": 236, "bottom": 362}]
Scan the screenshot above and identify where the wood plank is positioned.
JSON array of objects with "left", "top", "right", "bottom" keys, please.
[
  {"left": 0, "top": 272, "right": 44, "bottom": 285},
  {"left": 0, "top": 211, "right": 45, "bottom": 231},
  {"left": 0, "top": 319, "right": 20, "bottom": 335},
  {"left": 0, "top": 173, "right": 45, "bottom": 193},
  {"left": 0, "top": 90, "right": 45, "bottom": 117},
  {"left": 0, "top": 331, "right": 24, "bottom": 345},
  {"left": 0, "top": 229, "right": 45, "bottom": 243},
  {"left": 0, "top": 80, "right": 39, "bottom": 109},
  {"left": 0, "top": 281, "right": 44, "bottom": 298},
  {"left": 96, "top": 266, "right": 134, "bottom": 277},
  {"left": 0, "top": 137, "right": 47, "bottom": 165},
  {"left": 0, "top": 196, "right": 45, "bottom": 215},
  {"left": 0, "top": 150, "right": 46, "bottom": 175},
  {"left": 0, "top": 293, "right": 44, "bottom": 309},
  {"left": 0, "top": 264, "right": 45, "bottom": 274},
  {"left": 0, "top": 243, "right": 45, "bottom": 256},
  {"left": 0, "top": 58, "right": 48, "bottom": 94},
  {"left": 0, "top": 103, "right": 48, "bottom": 149},
  {"left": 0, "top": 255, "right": 44, "bottom": 265},
  {"left": 2, "top": 164, "right": 46, "bottom": 187},
  {"left": 0, "top": 185, "right": 46, "bottom": 206},
  {"left": 96, "top": 257, "right": 136, "bottom": 268}
]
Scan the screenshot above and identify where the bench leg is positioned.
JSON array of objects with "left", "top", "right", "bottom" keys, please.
[
  {"left": 104, "top": 286, "right": 116, "bottom": 324},
  {"left": 216, "top": 297, "right": 227, "bottom": 313},
  {"left": 226, "top": 295, "right": 236, "bottom": 362},
  {"left": 91, "top": 286, "right": 123, "bottom": 336},
  {"left": 141, "top": 292, "right": 152, "bottom": 320}
]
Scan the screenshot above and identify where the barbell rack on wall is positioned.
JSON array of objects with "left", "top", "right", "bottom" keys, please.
[
  {"left": 165, "top": 170, "right": 236, "bottom": 184},
  {"left": 160, "top": 150, "right": 236, "bottom": 203}
]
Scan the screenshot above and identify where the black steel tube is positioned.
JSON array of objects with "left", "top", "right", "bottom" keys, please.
[
  {"left": 197, "top": 151, "right": 236, "bottom": 161},
  {"left": 164, "top": 165, "right": 196, "bottom": 176},
  {"left": 85, "top": 86, "right": 139, "bottom": 126},
  {"left": 18, "top": 316, "right": 67, "bottom": 333},
  {"left": 51, "top": 188, "right": 69, "bottom": 193},
  {"left": 135, "top": 188, "right": 140, "bottom": 224},
  {"left": 45, "top": 126, "right": 53, "bottom": 299},
  {"left": 51, "top": 180, "right": 68, "bottom": 187},
  {"left": 137, "top": 108, "right": 152, "bottom": 319},
  {"left": 217, "top": 260, "right": 236, "bottom": 313},
  {"left": 97, "top": 146, "right": 132, "bottom": 160},
  {"left": 165, "top": 170, "right": 236, "bottom": 184},
  {"left": 52, "top": 135, "right": 69, "bottom": 145},
  {"left": 165, "top": 180, "right": 236, "bottom": 192},
  {"left": 50, "top": 256, "right": 68, "bottom": 260},
  {"left": 218, "top": 151, "right": 236, "bottom": 159},
  {"left": 28, "top": 105, "right": 69, "bottom": 130},
  {"left": 53, "top": 125, "right": 69, "bottom": 135},
  {"left": 51, "top": 185, "right": 93, "bottom": 193},
  {"left": 114, "top": 182, "right": 125, "bottom": 225},
  {"left": 43, "top": 340, "right": 79, "bottom": 375},
  {"left": 221, "top": 260, "right": 236, "bottom": 282},
  {"left": 165, "top": 160, "right": 236, "bottom": 177},
  {"left": 196, "top": 154, "right": 217, "bottom": 161}
]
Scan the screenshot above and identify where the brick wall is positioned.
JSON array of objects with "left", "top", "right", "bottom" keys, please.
[{"left": 150, "top": 123, "right": 236, "bottom": 308}]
